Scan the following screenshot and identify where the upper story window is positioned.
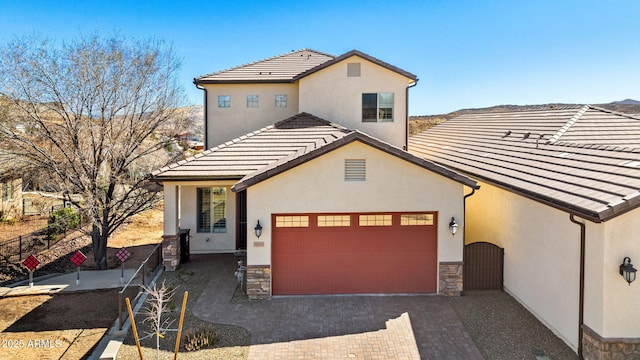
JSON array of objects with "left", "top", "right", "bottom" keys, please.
[
  {"left": 218, "top": 95, "right": 230, "bottom": 108},
  {"left": 362, "top": 93, "right": 394, "bottom": 122},
  {"left": 247, "top": 95, "right": 259, "bottom": 108},
  {"left": 347, "top": 63, "right": 361, "bottom": 77},
  {"left": 197, "top": 187, "right": 227, "bottom": 233},
  {"left": 275, "top": 95, "right": 287, "bottom": 108}
]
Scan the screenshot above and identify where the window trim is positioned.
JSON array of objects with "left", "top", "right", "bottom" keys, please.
[
  {"left": 275, "top": 94, "right": 288, "bottom": 108},
  {"left": 362, "top": 92, "right": 394, "bottom": 122},
  {"left": 218, "top": 95, "right": 230, "bottom": 108},
  {"left": 246, "top": 95, "right": 259, "bottom": 108},
  {"left": 197, "top": 187, "right": 227, "bottom": 233}
]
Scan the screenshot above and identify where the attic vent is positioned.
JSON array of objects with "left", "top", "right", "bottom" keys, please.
[
  {"left": 345, "top": 159, "right": 366, "bottom": 181},
  {"left": 620, "top": 160, "right": 640, "bottom": 168},
  {"left": 347, "top": 63, "right": 361, "bottom": 77}
]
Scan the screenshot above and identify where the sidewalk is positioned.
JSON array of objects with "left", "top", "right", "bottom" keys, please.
[{"left": 0, "top": 268, "right": 141, "bottom": 297}]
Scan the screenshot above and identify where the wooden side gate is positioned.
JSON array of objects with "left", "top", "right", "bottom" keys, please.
[{"left": 464, "top": 242, "right": 504, "bottom": 290}]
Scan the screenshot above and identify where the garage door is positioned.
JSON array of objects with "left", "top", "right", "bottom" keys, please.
[{"left": 272, "top": 212, "right": 438, "bottom": 295}]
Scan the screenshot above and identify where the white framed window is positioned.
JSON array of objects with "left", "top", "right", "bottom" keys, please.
[
  {"left": 247, "top": 95, "right": 259, "bottom": 108},
  {"left": 275, "top": 95, "right": 287, "bottom": 108},
  {"left": 197, "top": 187, "right": 227, "bottom": 233},
  {"left": 2, "top": 181, "right": 12, "bottom": 201},
  {"left": 362, "top": 93, "right": 394, "bottom": 122},
  {"left": 218, "top": 95, "right": 230, "bottom": 108}
]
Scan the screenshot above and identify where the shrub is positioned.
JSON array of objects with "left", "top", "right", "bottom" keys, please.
[
  {"left": 47, "top": 207, "right": 80, "bottom": 238},
  {"left": 182, "top": 327, "right": 220, "bottom": 351}
]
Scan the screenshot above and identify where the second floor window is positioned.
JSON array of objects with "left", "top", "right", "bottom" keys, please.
[
  {"left": 247, "top": 95, "right": 259, "bottom": 108},
  {"left": 362, "top": 93, "right": 394, "bottom": 122},
  {"left": 275, "top": 95, "right": 287, "bottom": 108},
  {"left": 218, "top": 95, "right": 230, "bottom": 108}
]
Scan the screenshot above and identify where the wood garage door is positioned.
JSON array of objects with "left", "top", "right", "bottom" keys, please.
[{"left": 272, "top": 212, "right": 438, "bottom": 295}]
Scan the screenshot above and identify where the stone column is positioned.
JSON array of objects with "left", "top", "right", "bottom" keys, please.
[
  {"left": 439, "top": 261, "right": 463, "bottom": 296},
  {"left": 582, "top": 324, "right": 640, "bottom": 359},
  {"left": 162, "top": 234, "right": 181, "bottom": 271},
  {"left": 246, "top": 265, "right": 271, "bottom": 299}
]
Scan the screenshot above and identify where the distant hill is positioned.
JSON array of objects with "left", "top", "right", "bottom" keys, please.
[
  {"left": 409, "top": 100, "right": 640, "bottom": 135},
  {"left": 610, "top": 99, "right": 640, "bottom": 105}
]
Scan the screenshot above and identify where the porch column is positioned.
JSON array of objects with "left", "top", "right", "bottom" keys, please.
[{"left": 162, "top": 184, "right": 181, "bottom": 271}]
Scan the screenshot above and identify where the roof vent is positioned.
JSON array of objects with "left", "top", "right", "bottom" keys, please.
[
  {"left": 502, "top": 130, "right": 512, "bottom": 138},
  {"left": 347, "top": 63, "right": 361, "bottom": 77}
]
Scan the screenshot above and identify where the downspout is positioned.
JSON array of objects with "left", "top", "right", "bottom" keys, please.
[
  {"left": 194, "top": 81, "right": 209, "bottom": 150},
  {"left": 405, "top": 80, "right": 418, "bottom": 150},
  {"left": 569, "top": 214, "right": 585, "bottom": 360},
  {"left": 462, "top": 186, "right": 479, "bottom": 294}
]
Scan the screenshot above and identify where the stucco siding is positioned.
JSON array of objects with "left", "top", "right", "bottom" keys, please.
[
  {"left": 204, "top": 83, "right": 299, "bottom": 147},
  {"left": 245, "top": 141, "right": 466, "bottom": 280},
  {"left": 298, "top": 56, "right": 412, "bottom": 148},
  {"left": 466, "top": 181, "right": 581, "bottom": 349},
  {"left": 601, "top": 211, "right": 640, "bottom": 337},
  {"left": 0, "top": 177, "right": 22, "bottom": 219},
  {"left": 164, "top": 180, "right": 237, "bottom": 253}
]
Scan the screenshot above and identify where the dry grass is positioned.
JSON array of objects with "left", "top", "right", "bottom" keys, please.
[
  {"left": 0, "top": 216, "right": 48, "bottom": 243},
  {"left": 0, "top": 203, "right": 166, "bottom": 360}
]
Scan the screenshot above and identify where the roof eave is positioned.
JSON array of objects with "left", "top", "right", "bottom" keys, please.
[
  {"left": 293, "top": 49, "right": 418, "bottom": 82},
  {"left": 232, "top": 131, "right": 477, "bottom": 192},
  {"left": 193, "top": 78, "right": 295, "bottom": 85}
]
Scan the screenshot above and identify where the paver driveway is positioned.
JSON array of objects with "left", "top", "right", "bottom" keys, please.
[{"left": 192, "top": 254, "right": 483, "bottom": 359}]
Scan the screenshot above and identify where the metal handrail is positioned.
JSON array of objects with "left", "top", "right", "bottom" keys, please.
[{"left": 117, "top": 243, "right": 163, "bottom": 330}]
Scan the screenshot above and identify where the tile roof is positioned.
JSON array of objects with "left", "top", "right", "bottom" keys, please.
[
  {"left": 193, "top": 49, "right": 418, "bottom": 84},
  {"left": 194, "top": 49, "right": 334, "bottom": 84},
  {"left": 152, "top": 113, "right": 349, "bottom": 181},
  {"left": 408, "top": 105, "right": 640, "bottom": 222},
  {"left": 152, "top": 113, "right": 477, "bottom": 191}
]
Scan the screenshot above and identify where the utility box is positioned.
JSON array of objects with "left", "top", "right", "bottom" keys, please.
[{"left": 179, "top": 229, "right": 190, "bottom": 263}]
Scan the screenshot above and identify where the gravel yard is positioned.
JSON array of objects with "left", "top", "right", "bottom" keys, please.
[{"left": 116, "top": 257, "right": 251, "bottom": 360}]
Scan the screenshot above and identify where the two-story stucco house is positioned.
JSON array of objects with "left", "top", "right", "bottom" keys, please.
[{"left": 152, "top": 49, "right": 478, "bottom": 299}]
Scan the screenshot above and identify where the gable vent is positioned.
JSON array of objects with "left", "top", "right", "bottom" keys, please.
[
  {"left": 347, "top": 63, "right": 361, "bottom": 77},
  {"left": 345, "top": 159, "right": 366, "bottom": 181}
]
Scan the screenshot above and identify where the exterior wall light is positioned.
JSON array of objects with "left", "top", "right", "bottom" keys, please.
[
  {"left": 620, "top": 257, "right": 637, "bottom": 286},
  {"left": 449, "top": 217, "right": 459, "bottom": 236},
  {"left": 254, "top": 220, "right": 263, "bottom": 238}
]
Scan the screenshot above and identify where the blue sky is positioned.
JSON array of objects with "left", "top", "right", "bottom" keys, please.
[{"left": 1, "top": 0, "right": 639, "bottom": 115}]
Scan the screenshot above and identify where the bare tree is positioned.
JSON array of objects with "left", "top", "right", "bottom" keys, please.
[{"left": 0, "top": 34, "right": 186, "bottom": 269}]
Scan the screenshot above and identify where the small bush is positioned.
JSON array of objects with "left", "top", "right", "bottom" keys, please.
[
  {"left": 47, "top": 207, "right": 80, "bottom": 238},
  {"left": 182, "top": 327, "right": 220, "bottom": 352}
]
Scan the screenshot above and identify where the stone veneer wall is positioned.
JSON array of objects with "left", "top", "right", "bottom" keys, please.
[
  {"left": 162, "top": 234, "right": 180, "bottom": 271},
  {"left": 247, "top": 265, "right": 271, "bottom": 299},
  {"left": 439, "top": 261, "right": 463, "bottom": 296},
  {"left": 582, "top": 325, "right": 640, "bottom": 360}
]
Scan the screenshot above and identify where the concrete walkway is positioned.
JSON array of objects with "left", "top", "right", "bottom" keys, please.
[
  {"left": 192, "top": 254, "right": 483, "bottom": 360},
  {"left": 0, "top": 268, "right": 141, "bottom": 297}
]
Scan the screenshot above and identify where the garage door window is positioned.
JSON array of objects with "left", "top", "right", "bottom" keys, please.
[
  {"left": 275, "top": 216, "right": 309, "bottom": 228},
  {"left": 401, "top": 214, "right": 434, "bottom": 226},
  {"left": 359, "top": 214, "right": 392, "bottom": 226},
  {"left": 318, "top": 215, "right": 351, "bottom": 227}
]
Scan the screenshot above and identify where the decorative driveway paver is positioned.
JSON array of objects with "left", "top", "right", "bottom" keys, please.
[{"left": 192, "top": 254, "right": 483, "bottom": 360}]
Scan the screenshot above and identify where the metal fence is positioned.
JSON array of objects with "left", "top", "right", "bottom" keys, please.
[
  {"left": 117, "top": 243, "right": 163, "bottom": 330},
  {"left": 0, "top": 209, "right": 86, "bottom": 267}
]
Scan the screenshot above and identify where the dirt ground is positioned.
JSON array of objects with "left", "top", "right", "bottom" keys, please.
[
  {"left": 0, "top": 216, "right": 48, "bottom": 242},
  {"left": 0, "top": 205, "right": 164, "bottom": 360}
]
